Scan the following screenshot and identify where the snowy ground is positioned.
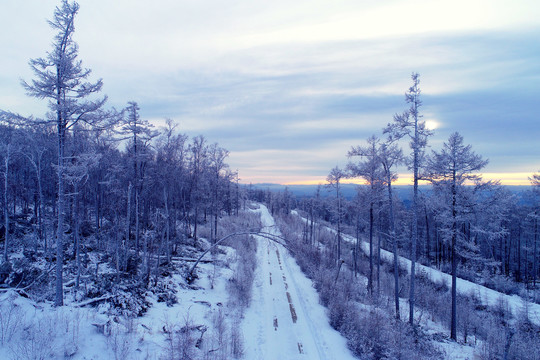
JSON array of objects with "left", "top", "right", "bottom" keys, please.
[
  {"left": 0, "top": 242, "right": 238, "bottom": 359},
  {"left": 242, "top": 204, "right": 357, "bottom": 360},
  {"left": 6, "top": 204, "right": 529, "bottom": 359},
  {"left": 0, "top": 205, "right": 357, "bottom": 360},
  {"left": 349, "top": 230, "right": 540, "bottom": 327}
]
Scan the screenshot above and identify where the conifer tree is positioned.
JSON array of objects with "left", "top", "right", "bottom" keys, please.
[
  {"left": 22, "top": 0, "right": 107, "bottom": 306},
  {"left": 384, "top": 72, "right": 432, "bottom": 325},
  {"left": 425, "top": 132, "right": 488, "bottom": 340}
]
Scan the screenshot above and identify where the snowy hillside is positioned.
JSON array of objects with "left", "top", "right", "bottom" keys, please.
[
  {"left": 290, "top": 208, "right": 540, "bottom": 358},
  {"left": 293, "top": 209, "right": 540, "bottom": 326}
]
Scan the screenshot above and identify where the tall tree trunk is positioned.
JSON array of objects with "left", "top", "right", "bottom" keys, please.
[
  {"left": 533, "top": 214, "right": 538, "bottom": 288},
  {"left": 194, "top": 205, "right": 199, "bottom": 241},
  {"left": 506, "top": 235, "right": 511, "bottom": 276},
  {"left": 451, "top": 180, "right": 457, "bottom": 341},
  {"left": 74, "top": 184, "right": 81, "bottom": 289},
  {"left": 524, "top": 227, "right": 529, "bottom": 288},
  {"left": 125, "top": 183, "right": 132, "bottom": 270},
  {"left": 135, "top": 190, "right": 140, "bottom": 252},
  {"left": 56, "top": 125, "right": 65, "bottom": 306},
  {"left": 37, "top": 162, "right": 45, "bottom": 254},
  {"left": 368, "top": 200, "right": 374, "bottom": 294},
  {"left": 500, "top": 235, "right": 505, "bottom": 275},
  {"left": 3, "top": 145, "right": 10, "bottom": 263},
  {"left": 387, "top": 175, "right": 400, "bottom": 320},
  {"left": 410, "top": 148, "right": 418, "bottom": 325},
  {"left": 115, "top": 212, "right": 120, "bottom": 284},
  {"left": 337, "top": 186, "right": 341, "bottom": 264},
  {"left": 133, "top": 121, "right": 138, "bottom": 251},
  {"left": 377, "top": 210, "right": 382, "bottom": 296},
  {"left": 95, "top": 185, "right": 100, "bottom": 250},
  {"left": 143, "top": 226, "right": 149, "bottom": 282},
  {"left": 425, "top": 205, "right": 431, "bottom": 263},
  {"left": 214, "top": 173, "right": 219, "bottom": 244},
  {"left": 310, "top": 202, "right": 315, "bottom": 245},
  {"left": 516, "top": 226, "right": 522, "bottom": 282},
  {"left": 354, "top": 213, "right": 360, "bottom": 277},
  {"left": 164, "top": 187, "right": 171, "bottom": 263}
]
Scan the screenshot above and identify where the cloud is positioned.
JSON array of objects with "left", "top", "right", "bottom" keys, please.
[
  {"left": 1, "top": 1, "right": 539, "bottom": 184},
  {"left": 132, "top": 29, "right": 539, "bottom": 183}
]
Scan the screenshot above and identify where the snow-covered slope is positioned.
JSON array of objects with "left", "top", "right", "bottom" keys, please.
[
  {"left": 293, "top": 210, "right": 540, "bottom": 326},
  {"left": 351, "top": 232, "right": 540, "bottom": 326},
  {"left": 242, "top": 204, "right": 357, "bottom": 359}
]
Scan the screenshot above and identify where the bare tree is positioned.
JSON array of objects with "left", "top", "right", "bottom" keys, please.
[
  {"left": 208, "top": 144, "right": 230, "bottom": 244},
  {"left": 348, "top": 135, "right": 384, "bottom": 295},
  {"left": 379, "top": 141, "right": 403, "bottom": 319},
  {"left": 64, "top": 129, "right": 100, "bottom": 289},
  {"left": 2, "top": 142, "right": 13, "bottom": 263},
  {"left": 21, "top": 125, "right": 53, "bottom": 254},
  {"left": 326, "top": 166, "right": 346, "bottom": 264},
  {"left": 188, "top": 135, "right": 208, "bottom": 241},
  {"left": 155, "top": 120, "right": 188, "bottom": 264},
  {"left": 530, "top": 172, "right": 540, "bottom": 287},
  {"left": 119, "top": 101, "right": 158, "bottom": 252},
  {"left": 22, "top": 0, "right": 107, "bottom": 306}
]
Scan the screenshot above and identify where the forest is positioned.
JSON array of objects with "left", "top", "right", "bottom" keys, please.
[{"left": 1, "top": 1, "right": 539, "bottom": 359}]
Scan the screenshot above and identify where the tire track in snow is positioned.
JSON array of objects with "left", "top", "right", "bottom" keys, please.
[
  {"left": 241, "top": 204, "right": 357, "bottom": 360},
  {"left": 265, "top": 210, "right": 328, "bottom": 359},
  {"left": 279, "top": 241, "right": 327, "bottom": 359}
]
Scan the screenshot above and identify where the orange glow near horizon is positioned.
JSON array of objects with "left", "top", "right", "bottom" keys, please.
[{"left": 272, "top": 172, "right": 535, "bottom": 187}]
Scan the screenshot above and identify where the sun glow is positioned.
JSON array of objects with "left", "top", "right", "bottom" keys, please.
[
  {"left": 379, "top": 173, "right": 534, "bottom": 186},
  {"left": 277, "top": 172, "right": 535, "bottom": 187},
  {"left": 424, "top": 119, "right": 440, "bottom": 130}
]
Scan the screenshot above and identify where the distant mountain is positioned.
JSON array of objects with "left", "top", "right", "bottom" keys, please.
[
  {"left": 248, "top": 183, "right": 416, "bottom": 200},
  {"left": 248, "top": 183, "right": 534, "bottom": 204}
]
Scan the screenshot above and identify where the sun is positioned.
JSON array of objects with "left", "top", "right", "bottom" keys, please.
[{"left": 424, "top": 119, "right": 440, "bottom": 130}]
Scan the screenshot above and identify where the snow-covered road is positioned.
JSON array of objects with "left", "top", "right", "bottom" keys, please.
[{"left": 241, "top": 204, "right": 357, "bottom": 360}]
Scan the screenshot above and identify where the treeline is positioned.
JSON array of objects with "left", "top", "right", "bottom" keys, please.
[
  {"left": 307, "top": 166, "right": 540, "bottom": 290},
  {"left": 0, "top": 114, "right": 242, "bottom": 277},
  {"left": 254, "top": 173, "right": 540, "bottom": 290},
  {"left": 253, "top": 155, "right": 540, "bottom": 296},
  {"left": 0, "top": 1, "right": 243, "bottom": 306}
]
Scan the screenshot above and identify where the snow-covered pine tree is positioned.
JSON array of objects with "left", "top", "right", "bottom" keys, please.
[
  {"left": 424, "top": 131, "right": 488, "bottom": 340},
  {"left": 384, "top": 72, "right": 432, "bottom": 325}
]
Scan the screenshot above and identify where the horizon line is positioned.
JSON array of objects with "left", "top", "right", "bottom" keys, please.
[{"left": 239, "top": 172, "right": 538, "bottom": 187}]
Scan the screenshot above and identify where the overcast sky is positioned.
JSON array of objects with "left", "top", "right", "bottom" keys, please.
[{"left": 1, "top": 0, "right": 539, "bottom": 185}]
